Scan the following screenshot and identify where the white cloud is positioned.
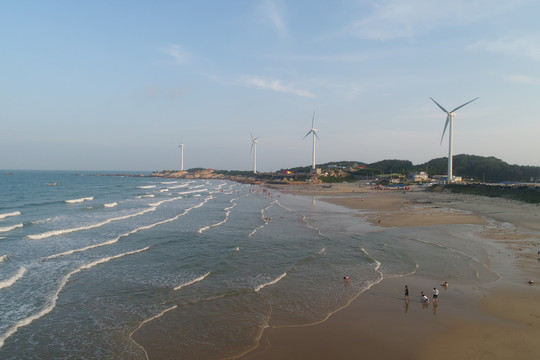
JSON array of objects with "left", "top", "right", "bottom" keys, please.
[
  {"left": 259, "top": 0, "right": 286, "bottom": 36},
  {"left": 349, "top": 0, "right": 518, "bottom": 40},
  {"left": 503, "top": 74, "right": 537, "bottom": 84},
  {"left": 160, "top": 44, "right": 191, "bottom": 64},
  {"left": 237, "top": 75, "right": 315, "bottom": 97},
  {"left": 470, "top": 36, "right": 540, "bottom": 62}
]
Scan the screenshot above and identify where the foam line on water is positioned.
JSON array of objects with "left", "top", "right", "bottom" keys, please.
[
  {"left": 407, "top": 236, "right": 501, "bottom": 280},
  {"left": 177, "top": 189, "right": 208, "bottom": 196},
  {"left": 173, "top": 272, "right": 211, "bottom": 291},
  {"left": 0, "top": 247, "right": 150, "bottom": 349},
  {"left": 0, "top": 224, "right": 23, "bottom": 233},
  {"left": 0, "top": 211, "right": 21, "bottom": 220},
  {"left": 168, "top": 184, "right": 188, "bottom": 189},
  {"left": 65, "top": 197, "right": 93, "bottom": 204},
  {"left": 248, "top": 200, "right": 275, "bottom": 237},
  {"left": 0, "top": 255, "right": 7, "bottom": 263},
  {"left": 197, "top": 198, "right": 237, "bottom": 233},
  {"left": 137, "top": 185, "right": 156, "bottom": 189},
  {"left": 0, "top": 267, "right": 26, "bottom": 290},
  {"left": 28, "top": 207, "right": 157, "bottom": 240},
  {"left": 254, "top": 272, "right": 287, "bottom": 292},
  {"left": 149, "top": 196, "right": 184, "bottom": 207},
  {"left": 43, "top": 196, "right": 214, "bottom": 260},
  {"left": 129, "top": 304, "right": 179, "bottom": 360},
  {"left": 104, "top": 202, "right": 118, "bottom": 208}
]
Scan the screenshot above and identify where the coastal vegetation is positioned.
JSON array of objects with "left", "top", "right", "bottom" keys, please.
[
  {"left": 322, "top": 155, "right": 540, "bottom": 183},
  {"left": 155, "top": 154, "right": 539, "bottom": 185},
  {"left": 429, "top": 183, "right": 540, "bottom": 204}
]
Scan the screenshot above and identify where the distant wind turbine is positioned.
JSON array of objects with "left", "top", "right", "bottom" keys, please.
[
  {"left": 303, "top": 111, "right": 319, "bottom": 170},
  {"left": 177, "top": 143, "right": 184, "bottom": 171},
  {"left": 430, "top": 97, "right": 478, "bottom": 183},
  {"left": 250, "top": 132, "right": 259, "bottom": 174}
]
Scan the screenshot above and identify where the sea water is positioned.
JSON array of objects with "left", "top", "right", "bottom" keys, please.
[{"left": 0, "top": 171, "right": 500, "bottom": 359}]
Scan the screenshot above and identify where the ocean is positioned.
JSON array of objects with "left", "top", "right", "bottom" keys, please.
[{"left": 0, "top": 171, "right": 500, "bottom": 359}]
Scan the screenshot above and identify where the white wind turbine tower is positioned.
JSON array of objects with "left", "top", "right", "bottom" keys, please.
[
  {"left": 177, "top": 143, "right": 184, "bottom": 171},
  {"left": 430, "top": 97, "right": 478, "bottom": 183},
  {"left": 250, "top": 132, "right": 259, "bottom": 174},
  {"left": 303, "top": 111, "right": 319, "bottom": 170}
]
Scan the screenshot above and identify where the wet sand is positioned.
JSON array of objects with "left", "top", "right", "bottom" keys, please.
[{"left": 241, "top": 183, "right": 540, "bottom": 360}]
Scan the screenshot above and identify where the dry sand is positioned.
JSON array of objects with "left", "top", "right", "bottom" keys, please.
[{"left": 241, "top": 183, "right": 540, "bottom": 360}]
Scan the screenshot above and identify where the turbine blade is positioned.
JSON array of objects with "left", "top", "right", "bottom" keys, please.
[
  {"left": 250, "top": 131, "right": 254, "bottom": 141},
  {"left": 450, "top": 97, "right": 479, "bottom": 113},
  {"left": 250, "top": 142, "right": 253, "bottom": 154},
  {"left": 312, "top": 111, "right": 315, "bottom": 128},
  {"left": 430, "top": 97, "right": 449, "bottom": 114},
  {"left": 440, "top": 115, "right": 450, "bottom": 145},
  {"left": 303, "top": 130, "right": 313, "bottom": 139},
  {"left": 314, "top": 132, "right": 319, "bottom": 140}
]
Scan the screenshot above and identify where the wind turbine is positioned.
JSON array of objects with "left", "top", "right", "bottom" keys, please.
[
  {"left": 430, "top": 97, "right": 478, "bottom": 183},
  {"left": 303, "top": 111, "right": 319, "bottom": 170},
  {"left": 177, "top": 143, "right": 184, "bottom": 171},
  {"left": 250, "top": 132, "right": 259, "bottom": 173}
]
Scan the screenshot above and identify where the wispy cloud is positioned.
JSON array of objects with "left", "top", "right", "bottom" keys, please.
[
  {"left": 259, "top": 0, "right": 286, "bottom": 37},
  {"left": 349, "top": 0, "right": 518, "bottom": 40},
  {"left": 470, "top": 35, "right": 540, "bottom": 62},
  {"left": 160, "top": 44, "right": 191, "bottom": 64},
  {"left": 237, "top": 75, "right": 315, "bottom": 97},
  {"left": 503, "top": 74, "right": 537, "bottom": 84}
]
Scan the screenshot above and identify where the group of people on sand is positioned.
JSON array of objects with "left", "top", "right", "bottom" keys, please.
[{"left": 404, "top": 282, "right": 448, "bottom": 304}]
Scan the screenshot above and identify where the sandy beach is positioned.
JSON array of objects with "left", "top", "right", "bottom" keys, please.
[{"left": 241, "top": 183, "right": 540, "bottom": 360}]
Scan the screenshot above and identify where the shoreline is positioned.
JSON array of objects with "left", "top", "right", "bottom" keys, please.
[{"left": 240, "top": 184, "right": 540, "bottom": 360}]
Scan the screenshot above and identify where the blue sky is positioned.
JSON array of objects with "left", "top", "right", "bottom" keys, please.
[{"left": 2, "top": 0, "right": 539, "bottom": 171}]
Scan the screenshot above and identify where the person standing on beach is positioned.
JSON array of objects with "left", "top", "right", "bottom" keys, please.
[
  {"left": 404, "top": 285, "right": 410, "bottom": 301},
  {"left": 432, "top": 287, "right": 439, "bottom": 303}
]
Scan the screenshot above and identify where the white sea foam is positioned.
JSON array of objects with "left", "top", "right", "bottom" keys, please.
[
  {"left": 0, "top": 267, "right": 26, "bottom": 290},
  {"left": 104, "top": 202, "right": 118, "bottom": 208},
  {"left": 159, "top": 189, "right": 169, "bottom": 192},
  {"left": 28, "top": 207, "right": 156, "bottom": 240},
  {"left": 65, "top": 197, "right": 94, "bottom": 204},
  {"left": 197, "top": 200, "right": 237, "bottom": 233},
  {"left": 130, "top": 304, "right": 178, "bottom": 360},
  {"left": 254, "top": 272, "right": 287, "bottom": 292},
  {"left": 0, "top": 223, "right": 23, "bottom": 233},
  {"left": 0, "top": 247, "right": 149, "bottom": 349},
  {"left": 189, "top": 184, "right": 206, "bottom": 189},
  {"left": 174, "top": 272, "right": 211, "bottom": 291},
  {"left": 178, "top": 189, "right": 208, "bottom": 196},
  {"left": 43, "top": 196, "right": 214, "bottom": 260},
  {"left": 0, "top": 255, "right": 7, "bottom": 263},
  {"left": 137, "top": 185, "right": 156, "bottom": 189},
  {"left": 43, "top": 238, "right": 119, "bottom": 260},
  {"left": 0, "top": 211, "right": 21, "bottom": 220},
  {"left": 168, "top": 184, "right": 189, "bottom": 189},
  {"left": 142, "top": 194, "right": 155, "bottom": 198},
  {"left": 149, "top": 196, "right": 183, "bottom": 207},
  {"left": 161, "top": 181, "right": 178, "bottom": 184}
]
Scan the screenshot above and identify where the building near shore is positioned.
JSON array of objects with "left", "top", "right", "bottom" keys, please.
[{"left": 407, "top": 171, "right": 429, "bottom": 182}]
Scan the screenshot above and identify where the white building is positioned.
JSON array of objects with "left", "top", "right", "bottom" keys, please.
[{"left": 407, "top": 171, "right": 429, "bottom": 182}]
